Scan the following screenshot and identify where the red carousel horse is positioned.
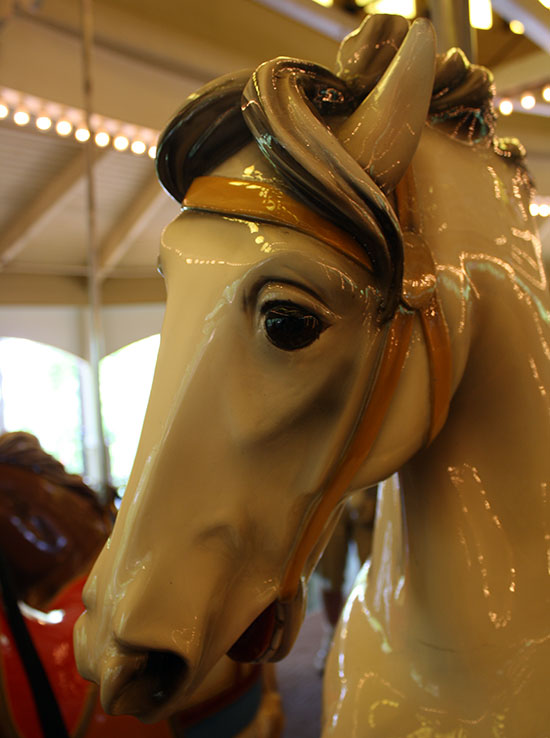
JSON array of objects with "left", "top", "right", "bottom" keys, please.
[{"left": 0, "top": 432, "right": 280, "bottom": 738}]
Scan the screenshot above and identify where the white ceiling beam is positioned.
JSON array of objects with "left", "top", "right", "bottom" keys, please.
[
  {"left": 253, "top": 0, "right": 354, "bottom": 41},
  {"left": 492, "top": 0, "right": 550, "bottom": 52},
  {"left": 98, "top": 175, "right": 165, "bottom": 278},
  {"left": 0, "top": 147, "right": 107, "bottom": 268},
  {"left": 0, "top": 15, "right": 200, "bottom": 131}
]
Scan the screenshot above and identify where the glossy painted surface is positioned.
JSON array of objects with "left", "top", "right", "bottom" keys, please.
[
  {"left": 322, "top": 127, "right": 550, "bottom": 736},
  {"left": 0, "top": 576, "right": 174, "bottom": 738},
  {"left": 76, "top": 165, "right": 386, "bottom": 719},
  {"left": 0, "top": 434, "right": 273, "bottom": 738},
  {"left": 0, "top": 432, "right": 114, "bottom": 610},
  {"left": 75, "top": 13, "right": 550, "bottom": 737}
]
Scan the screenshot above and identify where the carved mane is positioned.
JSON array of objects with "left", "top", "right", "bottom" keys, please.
[
  {"left": 0, "top": 431, "right": 101, "bottom": 509},
  {"left": 156, "top": 15, "right": 528, "bottom": 322}
]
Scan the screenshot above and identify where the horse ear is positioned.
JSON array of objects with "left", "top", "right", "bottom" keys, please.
[{"left": 336, "top": 17, "right": 436, "bottom": 194}]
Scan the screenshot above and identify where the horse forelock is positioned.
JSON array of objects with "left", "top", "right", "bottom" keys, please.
[{"left": 156, "top": 14, "right": 522, "bottom": 322}]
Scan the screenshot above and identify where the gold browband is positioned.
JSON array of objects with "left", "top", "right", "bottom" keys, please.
[
  {"left": 182, "top": 173, "right": 452, "bottom": 604},
  {"left": 183, "top": 176, "right": 373, "bottom": 272}
]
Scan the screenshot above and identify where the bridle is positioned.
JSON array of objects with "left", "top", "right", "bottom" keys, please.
[{"left": 182, "top": 172, "right": 452, "bottom": 602}]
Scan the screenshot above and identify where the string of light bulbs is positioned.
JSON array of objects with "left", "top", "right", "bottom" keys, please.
[
  {"left": 529, "top": 199, "right": 550, "bottom": 218},
  {"left": 497, "top": 84, "right": 550, "bottom": 117},
  {"left": 0, "top": 86, "right": 159, "bottom": 159},
  {"left": 2, "top": 86, "right": 548, "bottom": 217}
]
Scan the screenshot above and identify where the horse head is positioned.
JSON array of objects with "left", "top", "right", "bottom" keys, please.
[{"left": 74, "top": 14, "right": 539, "bottom": 724}]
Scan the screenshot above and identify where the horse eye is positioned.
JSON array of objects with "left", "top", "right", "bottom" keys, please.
[{"left": 262, "top": 302, "right": 325, "bottom": 351}]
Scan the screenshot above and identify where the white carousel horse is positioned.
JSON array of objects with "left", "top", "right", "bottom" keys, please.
[{"left": 74, "top": 13, "right": 550, "bottom": 737}]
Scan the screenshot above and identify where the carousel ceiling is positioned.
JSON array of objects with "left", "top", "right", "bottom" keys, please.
[{"left": 0, "top": 0, "right": 549, "bottom": 306}]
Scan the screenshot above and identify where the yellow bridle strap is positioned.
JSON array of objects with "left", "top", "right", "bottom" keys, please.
[
  {"left": 279, "top": 307, "right": 416, "bottom": 600},
  {"left": 183, "top": 176, "right": 373, "bottom": 272},
  {"left": 279, "top": 294, "right": 452, "bottom": 601},
  {"left": 420, "top": 293, "right": 452, "bottom": 444},
  {"left": 183, "top": 172, "right": 452, "bottom": 603}
]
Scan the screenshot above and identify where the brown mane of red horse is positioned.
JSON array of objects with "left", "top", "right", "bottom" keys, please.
[{"left": 0, "top": 431, "right": 114, "bottom": 608}]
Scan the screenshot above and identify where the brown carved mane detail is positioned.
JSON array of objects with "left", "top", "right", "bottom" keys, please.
[{"left": 0, "top": 431, "right": 102, "bottom": 510}]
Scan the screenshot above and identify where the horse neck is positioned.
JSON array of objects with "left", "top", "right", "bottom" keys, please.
[{"left": 375, "top": 259, "right": 550, "bottom": 651}]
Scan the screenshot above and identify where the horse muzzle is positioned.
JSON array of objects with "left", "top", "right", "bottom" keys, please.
[
  {"left": 74, "top": 611, "right": 191, "bottom": 722},
  {"left": 74, "top": 581, "right": 304, "bottom": 721},
  {"left": 99, "top": 645, "right": 189, "bottom": 721}
]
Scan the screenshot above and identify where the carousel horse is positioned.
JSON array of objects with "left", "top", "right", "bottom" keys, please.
[
  {"left": 0, "top": 432, "right": 280, "bottom": 738},
  {"left": 74, "top": 12, "right": 550, "bottom": 737},
  {"left": 314, "top": 486, "right": 377, "bottom": 672}
]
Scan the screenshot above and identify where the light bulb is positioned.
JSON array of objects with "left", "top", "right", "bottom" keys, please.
[
  {"left": 113, "top": 135, "right": 129, "bottom": 151},
  {"left": 95, "top": 131, "right": 110, "bottom": 147},
  {"left": 75, "top": 127, "right": 91, "bottom": 142},
  {"left": 499, "top": 99, "right": 514, "bottom": 116},
  {"left": 14, "top": 110, "right": 30, "bottom": 126},
  {"left": 36, "top": 115, "right": 52, "bottom": 130},
  {"left": 509, "top": 19, "right": 524, "bottom": 34},
  {"left": 520, "top": 93, "right": 536, "bottom": 110},
  {"left": 131, "top": 140, "right": 146, "bottom": 155},
  {"left": 469, "top": 0, "right": 493, "bottom": 29},
  {"left": 56, "top": 120, "right": 72, "bottom": 136}
]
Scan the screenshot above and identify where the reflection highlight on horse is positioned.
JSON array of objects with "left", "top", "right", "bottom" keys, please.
[
  {"left": 75, "top": 13, "right": 550, "bottom": 737},
  {"left": 0, "top": 432, "right": 280, "bottom": 737}
]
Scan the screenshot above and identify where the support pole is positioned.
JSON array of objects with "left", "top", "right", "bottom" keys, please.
[
  {"left": 428, "top": 0, "right": 477, "bottom": 62},
  {"left": 80, "top": 0, "right": 110, "bottom": 498}
]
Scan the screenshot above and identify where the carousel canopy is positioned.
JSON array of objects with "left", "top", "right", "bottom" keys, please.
[{"left": 0, "top": 0, "right": 548, "bottom": 309}]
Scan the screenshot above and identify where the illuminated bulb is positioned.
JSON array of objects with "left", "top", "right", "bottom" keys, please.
[
  {"left": 13, "top": 110, "right": 30, "bottom": 126},
  {"left": 355, "top": 0, "right": 416, "bottom": 15},
  {"left": 540, "top": 204, "right": 550, "bottom": 217},
  {"left": 148, "top": 145, "right": 157, "bottom": 159},
  {"left": 529, "top": 203, "right": 540, "bottom": 216},
  {"left": 56, "top": 120, "right": 72, "bottom": 136},
  {"left": 509, "top": 19, "right": 524, "bottom": 34},
  {"left": 520, "top": 93, "right": 536, "bottom": 110},
  {"left": 312, "top": 0, "right": 333, "bottom": 6},
  {"left": 94, "top": 131, "right": 110, "bottom": 147},
  {"left": 75, "top": 127, "right": 90, "bottom": 142},
  {"left": 131, "top": 139, "right": 146, "bottom": 155},
  {"left": 0, "top": 104, "right": 8, "bottom": 119},
  {"left": 113, "top": 135, "right": 129, "bottom": 151},
  {"left": 36, "top": 115, "right": 52, "bottom": 130},
  {"left": 543, "top": 86, "right": 550, "bottom": 102},
  {"left": 499, "top": 99, "right": 514, "bottom": 116},
  {"left": 469, "top": 0, "right": 493, "bottom": 29},
  {"left": 538, "top": 0, "right": 550, "bottom": 8}
]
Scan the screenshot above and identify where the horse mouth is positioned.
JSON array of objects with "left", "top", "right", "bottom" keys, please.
[
  {"left": 227, "top": 593, "right": 303, "bottom": 664},
  {"left": 227, "top": 600, "right": 285, "bottom": 663}
]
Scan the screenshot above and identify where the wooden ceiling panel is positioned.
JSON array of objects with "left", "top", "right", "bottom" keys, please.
[{"left": 0, "top": 0, "right": 548, "bottom": 304}]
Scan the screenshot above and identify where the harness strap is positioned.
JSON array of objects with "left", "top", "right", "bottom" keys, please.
[
  {"left": 170, "top": 664, "right": 262, "bottom": 737},
  {"left": 181, "top": 174, "right": 452, "bottom": 602},
  {"left": 184, "top": 176, "right": 373, "bottom": 272},
  {"left": 280, "top": 307, "right": 415, "bottom": 599},
  {"left": 420, "top": 293, "right": 453, "bottom": 443}
]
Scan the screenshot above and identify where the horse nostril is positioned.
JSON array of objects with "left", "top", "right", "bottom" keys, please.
[{"left": 143, "top": 649, "right": 189, "bottom": 705}]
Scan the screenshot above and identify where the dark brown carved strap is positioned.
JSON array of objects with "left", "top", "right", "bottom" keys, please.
[{"left": 0, "top": 552, "right": 70, "bottom": 738}]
